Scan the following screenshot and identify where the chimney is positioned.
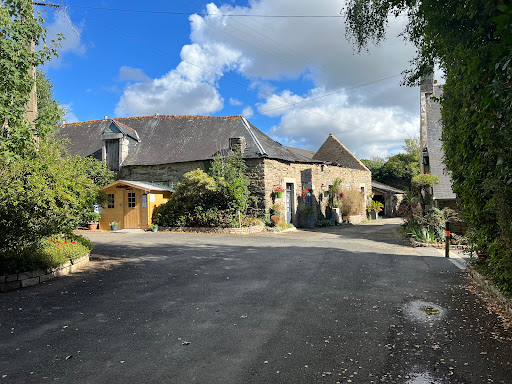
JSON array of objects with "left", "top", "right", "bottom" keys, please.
[
  {"left": 104, "top": 115, "right": 108, "bottom": 120},
  {"left": 229, "top": 137, "right": 246, "bottom": 153}
]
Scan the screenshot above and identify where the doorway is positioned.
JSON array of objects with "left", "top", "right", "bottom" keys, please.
[{"left": 286, "top": 183, "right": 294, "bottom": 224}]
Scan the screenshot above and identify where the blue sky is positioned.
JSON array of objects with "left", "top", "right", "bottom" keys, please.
[{"left": 38, "top": 0, "right": 423, "bottom": 159}]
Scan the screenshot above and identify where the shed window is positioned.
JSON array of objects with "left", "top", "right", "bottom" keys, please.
[
  {"left": 128, "top": 192, "right": 136, "bottom": 208},
  {"left": 107, "top": 194, "right": 115, "bottom": 208}
]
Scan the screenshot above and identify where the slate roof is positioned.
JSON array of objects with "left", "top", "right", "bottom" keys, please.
[
  {"left": 425, "top": 86, "right": 456, "bottom": 200},
  {"left": 285, "top": 146, "right": 316, "bottom": 159},
  {"left": 372, "top": 181, "right": 405, "bottom": 195},
  {"left": 312, "top": 134, "right": 369, "bottom": 172},
  {"left": 58, "top": 115, "right": 320, "bottom": 166}
]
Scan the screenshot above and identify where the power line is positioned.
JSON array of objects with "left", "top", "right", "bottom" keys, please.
[
  {"left": 67, "top": 9, "right": 363, "bottom": 127},
  {"left": 66, "top": 5, "right": 346, "bottom": 18},
  {"left": 50, "top": 7, "right": 412, "bottom": 135}
]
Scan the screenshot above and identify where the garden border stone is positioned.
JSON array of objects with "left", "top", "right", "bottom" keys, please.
[
  {"left": 159, "top": 226, "right": 265, "bottom": 235},
  {"left": 0, "top": 253, "right": 90, "bottom": 293}
]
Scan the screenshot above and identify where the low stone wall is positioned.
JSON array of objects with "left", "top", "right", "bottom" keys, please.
[
  {"left": 160, "top": 226, "right": 265, "bottom": 235},
  {"left": 0, "top": 254, "right": 90, "bottom": 293}
]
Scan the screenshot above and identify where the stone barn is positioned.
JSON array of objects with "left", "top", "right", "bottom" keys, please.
[{"left": 59, "top": 115, "right": 371, "bottom": 227}]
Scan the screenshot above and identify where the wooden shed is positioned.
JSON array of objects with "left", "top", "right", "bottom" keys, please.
[{"left": 99, "top": 180, "right": 173, "bottom": 230}]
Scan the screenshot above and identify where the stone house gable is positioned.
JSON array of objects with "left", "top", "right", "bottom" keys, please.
[{"left": 312, "top": 134, "right": 370, "bottom": 172}]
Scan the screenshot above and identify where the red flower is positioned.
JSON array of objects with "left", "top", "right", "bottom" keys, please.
[
  {"left": 340, "top": 193, "right": 345, "bottom": 198},
  {"left": 72, "top": 241, "right": 76, "bottom": 244},
  {"left": 64, "top": 240, "right": 67, "bottom": 244}
]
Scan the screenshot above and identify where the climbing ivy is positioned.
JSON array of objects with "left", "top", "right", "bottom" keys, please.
[{"left": 345, "top": 0, "right": 512, "bottom": 292}]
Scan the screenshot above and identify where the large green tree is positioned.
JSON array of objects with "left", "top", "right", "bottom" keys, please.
[
  {"left": 0, "top": 2, "right": 113, "bottom": 265},
  {"left": 345, "top": 0, "right": 512, "bottom": 291},
  {"left": 361, "top": 137, "right": 420, "bottom": 189}
]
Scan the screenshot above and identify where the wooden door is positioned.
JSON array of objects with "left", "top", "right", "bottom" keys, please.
[
  {"left": 124, "top": 190, "right": 140, "bottom": 228},
  {"left": 105, "top": 140, "right": 119, "bottom": 171}
]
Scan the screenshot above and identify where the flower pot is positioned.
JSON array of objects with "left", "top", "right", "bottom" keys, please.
[
  {"left": 111, "top": 225, "right": 118, "bottom": 231},
  {"left": 276, "top": 191, "right": 282, "bottom": 198},
  {"left": 152, "top": 226, "right": 158, "bottom": 232},
  {"left": 371, "top": 211, "right": 377, "bottom": 220},
  {"left": 87, "top": 222, "right": 98, "bottom": 231}
]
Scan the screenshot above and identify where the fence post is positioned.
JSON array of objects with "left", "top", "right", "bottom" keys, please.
[{"left": 445, "top": 220, "right": 451, "bottom": 258}]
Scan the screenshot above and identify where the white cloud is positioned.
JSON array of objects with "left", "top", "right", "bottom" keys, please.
[
  {"left": 44, "top": 12, "right": 85, "bottom": 68},
  {"left": 119, "top": 66, "right": 150, "bottom": 82},
  {"left": 259, "top": 88, "right": 418, "bottom": 159},
  {"left": 115, "top": 42, "right": 245, "bottom": 116},
  {"left": 229, "top": 97, "right": 243, "bottom": 106},
  {"left": 242, "top": 106, "right": 254, "bottom": 117},
  {"left": 61, "top": 103, "right": 78, "bottom": 123},
  {"left": 115, "top": 0, "right": 421, "bottom": 156}
]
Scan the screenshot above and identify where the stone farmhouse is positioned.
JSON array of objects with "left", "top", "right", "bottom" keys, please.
[{"left": 58, "top": 115, "right": 371, "bottom": 228}]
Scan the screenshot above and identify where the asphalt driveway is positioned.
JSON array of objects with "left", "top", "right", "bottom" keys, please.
[{"left": 1, "top": 219, "right": 511, "bottom": 383}]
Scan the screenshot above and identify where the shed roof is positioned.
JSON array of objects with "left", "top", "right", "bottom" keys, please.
[
  {"left": 372, "top": 180, "right": 405, "bottom": 195},
  {"left": 58, "top": 115, "right": 319, "bottom": 166},
  {"left": 102, "top": 180, "right": 174, "bottom": 192}
]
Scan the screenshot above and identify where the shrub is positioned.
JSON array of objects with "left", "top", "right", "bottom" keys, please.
[
  {"left": 315, "top": 219, "right": 335, "bottom": 228},
  {"left": 0, "top": 234, "right": 92, "bottom": 275},
  {"left": 341, "top": 187, "right": 364, "bottom": 216},
  {"left": 153, "top": 152, "right": 251, "bottom": 228}
]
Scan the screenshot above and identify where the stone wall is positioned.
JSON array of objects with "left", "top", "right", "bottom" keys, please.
[
  {"left": 1, "top": 254, "right": 90, "bottom": 293},
  {"left": 119, "top": 158, "right": 371, "bottom": 228},
  {"left": 119, "top": 160, "right": 208, "bottom": 185},
  {"left": 262, "top": 159, "right": 372, "bottom": 226}
]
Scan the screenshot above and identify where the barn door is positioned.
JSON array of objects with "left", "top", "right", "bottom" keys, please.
[{"left": 124, "top": 190, "right": 139, "bottom": 228}]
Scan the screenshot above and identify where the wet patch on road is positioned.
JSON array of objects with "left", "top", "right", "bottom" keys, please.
[{"left": 403, "top": 300, "right": 445, "bottom": 323}]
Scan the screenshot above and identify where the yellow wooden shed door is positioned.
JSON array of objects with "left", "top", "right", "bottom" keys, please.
[{"left": 124, "top": 190, "right": 140, "bottom": 228}]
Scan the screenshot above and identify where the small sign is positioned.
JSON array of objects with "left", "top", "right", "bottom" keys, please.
[
  {"left": 150, "top": 194, "right": 155, "bottom": 203},
  {"left": 142, "top": 194, "right": 148, "bottom": 208}
]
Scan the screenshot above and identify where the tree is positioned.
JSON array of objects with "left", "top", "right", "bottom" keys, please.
[
  {"left": 344, "top": 0, "right": 512, "bottom": 292},
  {"left": 0, "top": 0, "right": 58, "bottom": 158},
  {"left": 411, "top": 173, "right": 439, "bottom": 215},
  {"left": 35, "top": 69, "right": 64, "bottom": 139},
  {"left": 361, "top": 138, "right": 420, "bottom": 189},
  {"left": 0, "top": 3, "right": 113, "bottom": 266}
]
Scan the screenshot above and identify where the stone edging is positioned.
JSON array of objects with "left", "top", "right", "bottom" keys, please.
[
  {"left": 160, "top": 226, "right": 265, "bottom": 235},
  {"left": 466, "top": 263, "right": 512, "bottom": 316},
  {"left": 0, "top": 254, "right": 90, "bottom": 293},
  {"left": 408, "top": 237, "right": 466, "bottom": 250}
]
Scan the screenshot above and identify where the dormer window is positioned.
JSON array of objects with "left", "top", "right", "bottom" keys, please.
[{"left": 101, "top": 120, "right": 140, "bottom": 172}]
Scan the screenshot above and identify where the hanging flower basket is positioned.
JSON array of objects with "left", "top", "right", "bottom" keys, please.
[
  {"left": 301, "top": 188, "right": 310, "bottom": 199},
  {"left": 273, "top": 186, "right": 284, "bottom": 198}
]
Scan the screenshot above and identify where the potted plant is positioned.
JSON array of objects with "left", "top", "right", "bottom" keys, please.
[
  {"left": 273, "top": 185, "right": 284, "bottom": 198},
  {"left": 86, "top": 212, "right": 101, "bottom": 231},
  {"left": 148, "top": 222, "right": 158, "bottom": 232},
  {"left": 370, "top": 201, "right": 384, "bottom": 220},
  {"left": 110, "top": 221, "right": 119, "bottom": 231}
]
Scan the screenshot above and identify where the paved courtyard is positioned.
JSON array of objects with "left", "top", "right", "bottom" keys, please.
[{"left": 1, "top": 219, "right": 511, "bottom": 383}]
